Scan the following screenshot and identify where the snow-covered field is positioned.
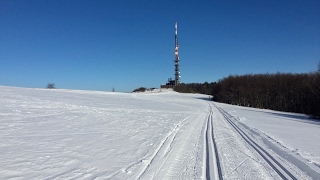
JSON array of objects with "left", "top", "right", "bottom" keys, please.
[
  {"left": 1, "top": 86, "right": 319, "bottom": 179},
  {"left": 215, "top": 102, "right": 320, "bottom": 178},
  {"left": 217, "top": 103, "right": 320, "bottom": 168}
]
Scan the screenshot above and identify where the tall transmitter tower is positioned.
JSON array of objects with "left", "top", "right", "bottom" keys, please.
[
  {"left": 160, "top": 22, "right": 181, "bottom": 89},
  {"left": 174, "top": 22, "right": 181, "bottom": 86}
]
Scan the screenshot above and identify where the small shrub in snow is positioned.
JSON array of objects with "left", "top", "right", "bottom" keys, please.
[{"left": 132, "top": 87, "right": 147, "bottom": 92}]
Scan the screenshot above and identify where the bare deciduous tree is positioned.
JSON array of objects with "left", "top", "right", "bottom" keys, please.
[{"left": 46, "top": 83, "right": 55, "bottom": 89}]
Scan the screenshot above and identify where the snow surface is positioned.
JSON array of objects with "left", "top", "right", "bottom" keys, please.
[
  {"left": 1, "top": 86, "right": 319, "bottom": 179},
  {"left": 215, "top": 103, "right": 320, "bottom": 172}
]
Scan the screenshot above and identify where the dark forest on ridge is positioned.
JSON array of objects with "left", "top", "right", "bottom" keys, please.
[{"left": 174, "top": 64, "right": 320, "bottom": 118}]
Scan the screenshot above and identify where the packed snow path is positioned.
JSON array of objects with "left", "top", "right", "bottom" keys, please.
[{"left": 1, "top": 86, "right": 319, "bottom": 179}]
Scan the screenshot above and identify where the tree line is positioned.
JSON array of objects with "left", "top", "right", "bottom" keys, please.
[{"left": 175, "top": 70, "right": 320, "bottom": 118}]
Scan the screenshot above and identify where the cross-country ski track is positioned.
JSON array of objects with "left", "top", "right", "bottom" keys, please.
[{"left": 1, "top": 86, "right": 320, "bottom": 179}]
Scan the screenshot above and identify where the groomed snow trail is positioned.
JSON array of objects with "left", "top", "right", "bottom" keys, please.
[
  {"left": 125, "top": 91, "right": 209, "bottom": 179},
  {"left": 202, "top": 103, "right": 222, "bottom": 180},
  {"left": 1, "top": 86, "right": 318, "bottom": 179},
  {"left": 216, "top": 106, "right": 298, "bottom": 179},
  {"left": 211, "top": 102, "right": 318, "bottom": 180},
  {"left": 205, "top": 102, "right": 278, "bottom": 179},
  {"left": 135, "top": 113, "right": 203, "bottom": 179}
]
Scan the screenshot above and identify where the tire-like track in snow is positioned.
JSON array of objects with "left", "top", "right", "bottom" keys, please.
[
  {"left": 135, "top": 116, "right": 191, "bottom": 180},
  {"left": 215, "top": 104, "right": 298, "bottom": 180},
  {"left": 204, "top": 104, "right": 223, "bottom": 180}
]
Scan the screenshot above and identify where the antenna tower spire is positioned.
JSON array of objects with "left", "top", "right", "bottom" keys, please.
[{"left": 174, "top": 22, "right": 180, "bottom": 86}]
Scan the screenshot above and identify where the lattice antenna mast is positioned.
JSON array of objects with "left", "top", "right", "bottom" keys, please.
[{"left": 174, "top": 22, "right": 180, "bottom": 86}]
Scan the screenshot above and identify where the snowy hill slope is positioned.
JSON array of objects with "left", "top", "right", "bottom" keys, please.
[
  {"left": 0, "top": 86, "right": 319, "bottom": 179},
  {"left": 0, "top": 86, "right": 209, "bottom": 179}
]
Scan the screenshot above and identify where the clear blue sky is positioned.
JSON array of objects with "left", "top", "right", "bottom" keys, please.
[{"left": 1, "top": 0, "right": 319, "bottom": 92}]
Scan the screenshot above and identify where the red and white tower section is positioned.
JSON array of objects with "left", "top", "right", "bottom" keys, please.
[{"left": 174, "top": 22, "right": 181, "bottom": 86}]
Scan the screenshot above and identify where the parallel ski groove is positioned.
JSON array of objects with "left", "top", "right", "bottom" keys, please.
[
  {"left": 204, "top": 104, "right": 223, "bottom": 180},
  {"left": 215, "top": 104, "right": 297, "bottom": 180}
]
